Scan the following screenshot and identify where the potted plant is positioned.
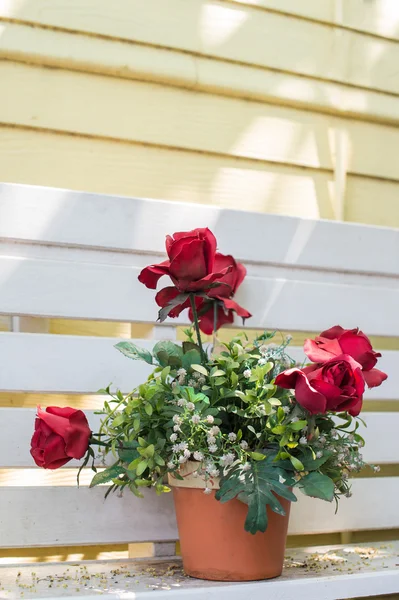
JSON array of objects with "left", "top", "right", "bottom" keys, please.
[{"left": 30, "top": 228, "right": 387, "bottom": 582}]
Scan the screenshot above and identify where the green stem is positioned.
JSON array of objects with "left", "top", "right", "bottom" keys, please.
[
  {"left": 189, "top": 293, "right": 206, "bottom": 364},
  {"left": 212, "top": 300, "right": 218, "bottom": 352}
]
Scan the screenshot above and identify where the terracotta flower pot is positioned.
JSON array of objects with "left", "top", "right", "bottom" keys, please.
[{"left": 168, "top": 462, "right": 291, "bottom": 582}]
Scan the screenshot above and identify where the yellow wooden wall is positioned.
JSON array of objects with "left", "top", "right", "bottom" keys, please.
[
  {"left": 1, "top": 0, "right": 399, "bottom": 226},
  {"left": 1, "top": 0, "right": 399, "bottom": 562}
]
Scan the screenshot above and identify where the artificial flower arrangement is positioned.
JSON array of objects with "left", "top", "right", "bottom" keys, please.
[{"left": 31, "top": 228, "right": 387, "bottom": 582}]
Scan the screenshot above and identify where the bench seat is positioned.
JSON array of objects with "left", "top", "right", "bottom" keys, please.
[{"left": 1, "top": 542, "right": 398, "bottom": 600}]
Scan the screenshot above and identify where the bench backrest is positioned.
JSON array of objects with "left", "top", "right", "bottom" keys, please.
[{"left": 0, "top": 182, "right": 398, "bottom": 549}]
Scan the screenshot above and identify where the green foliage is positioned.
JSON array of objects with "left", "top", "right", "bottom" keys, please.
[
  {"left": 90, "top": 465, "right": 126, "bottom": 488},
  {"left": 297, "top": 471, "right": 335, "bottom": 501},
  {"left": 216, "top": 456, "right": 297, "bottom": 534},
  {"left": 153, "top": 341, "right": 183, "bottom": 368},
  {"left": 114, "top": 341, "right": 153, "bottom": 365}
]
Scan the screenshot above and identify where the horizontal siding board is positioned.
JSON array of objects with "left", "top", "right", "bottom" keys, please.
[
  {"left": 3, "top": 409, "right": 397, "bottom": 468},
  {"left": 3, "top": 62, "right": 399, "bottom": 182},
  {"left": 2, "top": 0, "right": 399, "bottom": 94},
  {"left": 1, "top": 478, "right": 398, "bottom": 547},
  {"left": 0, "top": 251, "right": 398, "bottom": 333},
  {"left": 0, "top": 334, "right": 396, "bottom": 398},
  {"left": 4, "top": 24, "right": 399, "bottom": 127},
  {"left": 0, "top": 126, "right": 336, "bottom": 220},
  {"left": 1, "top": 183, "right": 399, "bottom": 276}
]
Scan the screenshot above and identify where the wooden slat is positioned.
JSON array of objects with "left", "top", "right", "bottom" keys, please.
[
  {"left": 3, "top": 409, "right": 397, "bottom": 469},
  {"left": 0, "top": 487, "right": 178, "bottom": 548},
  {"left": 1, "top": 0, "right": 399, "bottom": 94},
  {"left": 0, "top": 249, "right": 398, "bottom": 334},
  {"left": 3, "top": 24, "right": 399, "bottom": 128},
  {"left": 1, "top": 478, "right": 398, "bottom": 548},
  {"left": 0, "top": 126, "right": 336, "bottom": 220},
  {"left": 1, "top": 183, "right": 399, "bottom": 276},
  {"left": 1, "top": 547, "right": 399, "bottom": 600},
  {"left": 3, "top": 61, "right": 399, "bottom": 182}
]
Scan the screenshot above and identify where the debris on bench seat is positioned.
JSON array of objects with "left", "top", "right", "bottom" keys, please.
[{"left": 1, "top": 542, "right": 398, "bottom": 599}]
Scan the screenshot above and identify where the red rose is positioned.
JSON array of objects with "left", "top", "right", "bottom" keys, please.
[
  {"left": 31, "top": 406, "right": 91, "bottom": 469},
  {"left": 275, "top": 354, "right": 365, "bottom": 416},
  {"left": 304, "top": 326, "right": 387, "bottom": 388},
  {"left": 139, "top": 228, "right": 230, "bottom": 294},
  {"left": 188, "top": 253, "right": 252, "bottom": 334}
]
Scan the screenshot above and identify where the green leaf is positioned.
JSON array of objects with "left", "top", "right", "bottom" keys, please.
[
  {"left": 216, "top": 457, "right": 297, "bottom": 535},
  {"left": 153, "top": 341, "right": 183, "bottom": 368},
  {"left": 161, "top": 366, "right": 171, "bottom": 383},
  {"left": 90, "top": 465, "right": 125, "bottom": 488},
  {"left": 301, "top": 450, "right": 332, "bottom": 471},
  {"left": 182, "top": 341, "right": 200, "bottom": 354},
  {"left": 191, "top": 364, "right": 208, "bottom": 376},
  {"left": 182, "top": 349, "right": 202, "bottom": 370},
  {"left": 112, "top": 414, "right": 124, "bottom": 427},
  {"left": 136, "top": 460, "right": 148, "bottom": 476},
  {"left": 144, "top": 403, "right": 153, "bottom": 416},
  {"left": 290, "top": 456, "right": 304, "bottom": 471},
  {"left": 114, "top": 341, "right": 153, "bottom": 364},
  {"left": 298, "top": 472, "right": 335, "bottom": 501},
  {"left": 118, "top": 441, "right": 139, "bottom": 464},
  {"left": 158, "top": 293, "right": 189, "bottom": 323},
  {"left": 250, "top": 452, "right": 266, "bottom": 461},
  {"left": 210, "top": 369, "right": 226, "bottom": 377},
  {"left": 289, "top": 420, "right": 308, "bottom": 431}
]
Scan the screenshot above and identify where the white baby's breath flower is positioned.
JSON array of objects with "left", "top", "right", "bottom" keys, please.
[
  {"left": 170, "top": 433, "right": 178, "bottom": 442},
  {"left": 191, "top": 414, "right": 201, "bottom": 424},
  {"left": 178, "top": 442, "right": 188, "bottom": 451},
  {"left": 299, "top": 436, "right": 308, "bottom": 445},
  {"left": 205, "top": 462, "right": 215, "bottom": 473},
  {"left": 316, "top": 451, "right": 323, "bottom": 459},
  {"left": 173, "top": 415, "right": 182, "bottom": 424},
  {"left": 208, "top": 444, "right": 218, "bottom": 453},
  {"left": 243, "top": 369, "right": 252, "bottom": 379},
  {"left": 206, "top": 415, "right": 214, "bottom": 424},
  {"left": 171, "top": 381, "right": 178, "bottom": 389},
  {"left": 178, "top": 455, "right": 187, "bottom": 464},
  {"left": 228, "top": 432, "right": 237, "bottom": 442},
  {"left": 209, "top": 426, "right": 220, "bottom": 436},
  {"left": 209, "top": 468, "right": 219, "bottom": 477},
  {"left": 173, "top": 424, "right": 181, "bottom": 432},
  {"left": 177, "top": 398, "right": 187, "bottom": 407},
  {"left": 199, "top": 376, "right": 206, "bottom": 385},
  {"left": 373, "top": 465, "right": 381, "bottom": 473},
  {"left": 242, "top": 462, "right": 251, "bottom": 472},
  {"left": 187, "top": 402, "right": 195, "bottom": 411},
  {"left": 258, "top": 358, "right": 267, "bottom": 366},
  {"left": 358, "top": 440, "right": 365, "bottom": 448},
  {"left": 177, "top": 368, "right": 187, "bottom": 377},
  {"left": 183, "top": 448, "right": 191, "bottom": 458},
  {"left": 221, "top": 453, "right": 235, "bottom": 466},
  {"left": 331, "top": 429, "right": 338, "bottom": 439},
  {"left": 192, "top": 470, "right": 199, "bottom": 478},
  {"left": 207, "top": 436, "right": 216, "bottom": 445},
  {"left": 319, "top": 436, "right": 326, "bottom": 444},
  {"left": 291, "top": 417, "right": 299, "bottom": 423},
  {"left": 240, "top": 440, "right": 248, "bottom": 450},
  {"left": 167, "top": 461, "right": 175, "bottom": 470},
  {"left": 172, "top": 444, "right": 180, "bottom": 453},
  {"left": 178, "top": 375, "right": 186, "bottom": 385},
  {"left": 188, "top": 379, "right": 197, "bottom": 387},
  {"left": 192, "top": 371, "right": 201, "bottom": 380},
  {"left": 193, "top": 451, "right": 204, "bottom": 461},
  {"left": 348, "top": 434, "right": 355, "bottom": 443},
  {"left": 259, "top": 345, "right": 268, "bottom": 356},
  {"left": 204, "top": 487, "right": 212, "bottom": 495},
  {"left": 283, "top": 406, "right": 290, "bottom": 414}
]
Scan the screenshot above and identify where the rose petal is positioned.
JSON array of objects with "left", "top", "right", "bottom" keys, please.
[
  {"left": 220, "top": 297, "right": 252, "bottom": 319},
  {"left": 363, "top": 368, "right": 388, "bottom": 388},
  {"left": 275, "top": 368, "right": 327, "bottom": 414},
  {"left": 138, "top": 261, "right": 171, "bottom": 289},
  {"left": 303, "top": 337, "right": 342, "bottom": 363}
]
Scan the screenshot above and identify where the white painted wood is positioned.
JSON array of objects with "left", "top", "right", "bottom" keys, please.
[
  {"left": 0, "top": 487, "right": 178, "bottom": 548},
  {"left": 1, "top": 478, "right": 398, "bottom": 548},
  {"left": 0, "top": 334, "right": 396, "bottom": 398},
  {"left": 1, "top": 183, "right": 399, "bottom": 276},
  {"left": 4, "top": 409, "right": 396, "bottom": 469},
  {"left": 1, "top": 542, "right": 399, "bottom": 599}
]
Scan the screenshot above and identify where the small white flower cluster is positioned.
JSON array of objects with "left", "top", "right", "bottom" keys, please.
[{"left": 220, "top": 452, "right": 235, "bottom": 467}]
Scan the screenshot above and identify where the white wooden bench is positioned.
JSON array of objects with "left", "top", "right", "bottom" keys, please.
[{"left": 0, "top": 182, "right": 398, "bottom": 599}]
